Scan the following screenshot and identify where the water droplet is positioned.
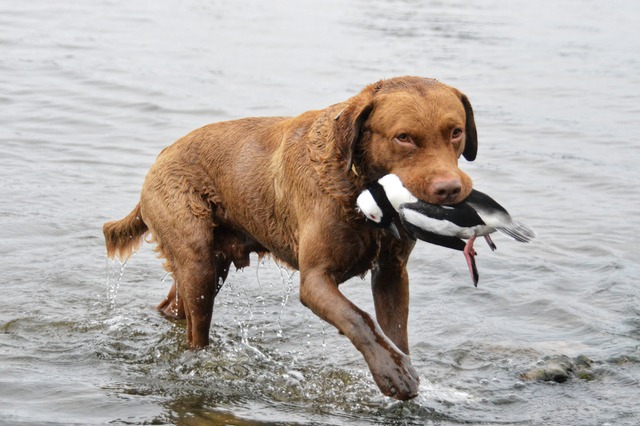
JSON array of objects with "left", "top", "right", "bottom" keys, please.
[{"left": 105, "top": 256, "right": 128, "bottom": 309}]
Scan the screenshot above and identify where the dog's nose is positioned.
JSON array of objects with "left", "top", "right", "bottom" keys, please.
[{"left": 430, "top": 178, "right": 462, "bottom": 204}]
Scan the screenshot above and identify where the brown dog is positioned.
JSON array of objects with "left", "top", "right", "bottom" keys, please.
[{"left": 103, "top": 76, "right": 477, "bottom": 400}]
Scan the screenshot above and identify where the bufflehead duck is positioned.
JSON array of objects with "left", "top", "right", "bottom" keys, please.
[{"left": 357, "top": 174, "right": 535, "bottom": 286}]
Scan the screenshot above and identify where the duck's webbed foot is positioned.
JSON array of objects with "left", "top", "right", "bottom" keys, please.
[
  {"left": 463, "top": 235, "right": 479, "bottom": 287},
  {"left": 484, "top": 234, "right": 497, "bottom": 251}
]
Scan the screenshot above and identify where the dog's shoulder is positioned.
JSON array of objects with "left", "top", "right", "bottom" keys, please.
[{"left": 300, "top": 103, "right": 363, "bottom": 221}]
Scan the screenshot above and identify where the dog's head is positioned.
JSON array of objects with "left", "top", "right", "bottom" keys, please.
[{"left": 335, "top": 76, "right": 477, "bottom": 205}]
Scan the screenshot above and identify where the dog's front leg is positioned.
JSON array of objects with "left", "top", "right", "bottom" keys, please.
[
  {"left": 371, "top": 237, "right": 415, "bottom": 355},
  {"left": 299, "top": 267, "right": 419, "bottom": 400}
]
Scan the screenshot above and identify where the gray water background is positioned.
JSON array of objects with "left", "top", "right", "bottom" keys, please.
[{"left": 1, "top": 0, "right": 639, "bottom": 424}]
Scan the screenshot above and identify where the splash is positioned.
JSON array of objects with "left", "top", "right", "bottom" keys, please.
[
  {"left": 223, "top": 274, "right": 255, "bottom": 346},
  {"left": 254, "top": 257, "right": 267, "bottom": 339},
  {"left": 274, "top": 259, "right": 296, "bottom": 338},
  {"left": 162, "top": 271, "right": 180, "bottom": 318},
  {"left": 105, "top": 255, "right": 128, "bottom": 310}
]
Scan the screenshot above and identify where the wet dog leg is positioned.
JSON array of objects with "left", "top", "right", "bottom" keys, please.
[
  {"left": 157, "top": 280, "right": 185, "bottom": 320},
  {"left": 300, "top": 267, "right": 419, "bottom": 400},
  {"left": 371, "top": 237, "right": 414, "bottom": 354}
]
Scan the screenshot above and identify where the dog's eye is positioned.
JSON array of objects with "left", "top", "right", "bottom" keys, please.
[
  {"left": 451, "top": 128, "right": 463, "bottom": 139},
  {"left": 394, "top": 133, "right": 414, "bottom": 146}
]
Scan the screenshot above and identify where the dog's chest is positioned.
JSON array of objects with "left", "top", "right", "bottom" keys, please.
[{"left": 337, "top": 230, "right": 382, "bottom": 283}]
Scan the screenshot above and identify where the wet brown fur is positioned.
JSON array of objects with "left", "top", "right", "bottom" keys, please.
[{"left": 102, "top": 76, "right": 478, "bottom": 400}]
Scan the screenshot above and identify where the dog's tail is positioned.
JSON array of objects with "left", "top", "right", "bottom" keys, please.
[{"left": 103, "top": 203, "right": 149, "bottom": 261}]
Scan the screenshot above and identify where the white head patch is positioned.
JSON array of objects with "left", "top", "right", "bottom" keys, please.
[
  {"left": 378, "top": 174, "right": 417, "bottom": 210},
  {"left": 356, "top": 190, "right": 383, "bottom": 223}
]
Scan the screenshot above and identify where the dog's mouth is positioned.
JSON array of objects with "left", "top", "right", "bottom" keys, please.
[
  {"left": 405, "top": 186, "right": 471, "bottom": 206},
  {"left": 357, "top": 173, "right": 473, "bottom": 227},
  {"left": 418, "top": 174, "right": 474, "bottom": 206}
]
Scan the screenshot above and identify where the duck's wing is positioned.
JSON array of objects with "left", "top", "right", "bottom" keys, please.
[
  {"left": 401, "top": 221, "right": 467, "bottom": 251},
  {"left": 464, "top": 189, "right": 509, "bottom": 216},
  {"left": 401, "top": 200, "right": 484, "bottom": 229}
]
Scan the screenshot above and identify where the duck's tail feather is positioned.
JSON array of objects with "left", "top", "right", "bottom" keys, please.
[{"left": 497, "top": 221, "right": 536, "bottom": 243}]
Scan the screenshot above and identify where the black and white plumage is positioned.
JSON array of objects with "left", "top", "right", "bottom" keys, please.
[
  {"left": 401, "top": 190, "right": 536, "bottom": 245},
  {"left": 356, "top": 174, "right": 416, "bottom": 238},
  {"left": 357, "top": 174, "right": 535, "bottom": 286},
  {"left": 400, "top": 189, "right": 535, "bottom": 286}
]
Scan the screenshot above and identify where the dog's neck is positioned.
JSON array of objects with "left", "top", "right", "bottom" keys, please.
[{"left": 306, "top": 110, "right": 366, "bottom": 221}]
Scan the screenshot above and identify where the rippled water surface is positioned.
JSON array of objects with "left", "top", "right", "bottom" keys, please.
[{"left": 2, "top": 0, "right": 639, "bottom": 424}]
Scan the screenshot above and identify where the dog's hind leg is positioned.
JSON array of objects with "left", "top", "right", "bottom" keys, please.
[
  {"left": 141, "top": 192, "right": 228, "bottom": 347},
  {"left": 166, "top": 226, "right": 232, "bottom": 348},
  {"left": 156, "top": 235, "right": 234, "bottom": 322},
  {"left": 157, "top": 280, "right": 185, "bottom": 319}
]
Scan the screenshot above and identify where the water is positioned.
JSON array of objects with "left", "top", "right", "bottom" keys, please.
[{"left": 1, "top": 0, "right": 639, "bottom": 424}]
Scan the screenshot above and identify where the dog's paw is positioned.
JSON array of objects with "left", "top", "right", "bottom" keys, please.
[{"left": 370, "top": 351, "right": 420, "bottom": 400}]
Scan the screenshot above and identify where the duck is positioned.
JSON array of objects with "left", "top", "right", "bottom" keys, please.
[{"left": 357, "top": 174, "right": 535, "bottom": 286}]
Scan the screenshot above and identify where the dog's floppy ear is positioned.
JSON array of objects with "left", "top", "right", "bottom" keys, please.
[
  {"left": 334, "top": 95, "right": 374, "bottom": 173},
  {"left": 460, "top": 94, "right": 478, "bottom": 161}
]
